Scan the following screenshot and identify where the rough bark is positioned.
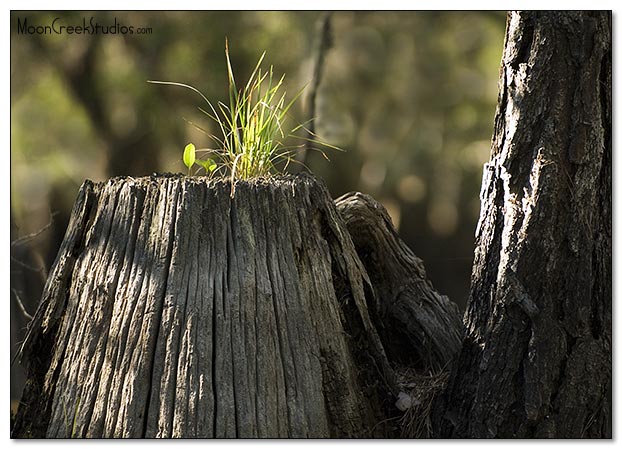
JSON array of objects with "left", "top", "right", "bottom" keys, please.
[
  {"left": 335, "top": 192, "right": 462, "bottom": 371},
  {"left": 12, "top": 173, "right": 399, "bottom": 438},
  {"left": 433, "top": 11, "right": 611, "bottom": 438}
]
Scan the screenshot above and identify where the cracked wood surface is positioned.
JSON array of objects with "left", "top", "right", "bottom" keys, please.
[{"left": 12, "top": 173, "right": 397, "bottom": 438}]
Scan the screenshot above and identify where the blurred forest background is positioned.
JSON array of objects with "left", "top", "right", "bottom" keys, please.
[{"left": 10, "top": 11, "right": 506, "bottom": 402}]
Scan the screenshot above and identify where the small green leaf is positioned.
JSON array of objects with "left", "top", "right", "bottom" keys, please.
[
  {"left": 183, "top": 143, "right": 196, "bottom": 170},
  {"left": 197, "top": 158, "right": 217, "bottom": 173}
]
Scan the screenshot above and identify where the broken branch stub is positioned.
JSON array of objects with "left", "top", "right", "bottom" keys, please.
[{"left": 335, "top": 192, "right": 462, "bottom": 371}]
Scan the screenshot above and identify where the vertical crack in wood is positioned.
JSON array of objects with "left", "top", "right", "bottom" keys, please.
[
  {"left": 167, "top": 182, "right": 192, "bottom": 437},
  {"left": 209, "top": 258, "right": 218, "bottom": 437},
  {"left": 171, "top": 182, "right": 204, "bottom": 437},
  {"left": 211, "top": 185, "right": 236, "bottom": 438},
  {"left": 251, "top": 188, "right": 288, "bottom": 437},
  {"left": 184, "top": 184, "right": 203, "bottom": 437},
  {"left": 264, "top": 211, "right": 293, "bottom": 436},
  {"left": 226, "top": 193, "right": 241, "bottom": 438},
  {"left": 143, "top": 179, "right": 181, "bottom": 437}
]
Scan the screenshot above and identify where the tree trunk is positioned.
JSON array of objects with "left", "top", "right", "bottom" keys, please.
[
  {"left": 12, "top": 173, "right": 402, "bottom": 438},
  {"left": 433, "top": 11, "right": 611, "bottom": 438}
]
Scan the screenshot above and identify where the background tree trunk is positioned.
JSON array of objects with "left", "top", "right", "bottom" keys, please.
[
  {"left": 433, "top": 11, "right": 611, "bottom": 438},
  {"left": 12, "top": 174, "right": 401, "bottom": 438}
]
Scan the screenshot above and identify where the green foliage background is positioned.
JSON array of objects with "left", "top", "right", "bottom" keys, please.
[{"left": 10, "top": 10, "right": 505, "bottom": 399}]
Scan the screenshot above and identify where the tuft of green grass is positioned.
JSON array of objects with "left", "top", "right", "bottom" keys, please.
[{"left": 149, "top": 40, "right": 338, "bottom": 184}]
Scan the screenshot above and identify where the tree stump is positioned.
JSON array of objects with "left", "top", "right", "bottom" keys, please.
[
  {"left": 335, "top": 192, "right": 462, "bottom": 371},
  {"left": 12, "top": 173, "right": 400, "bottom": 438}
]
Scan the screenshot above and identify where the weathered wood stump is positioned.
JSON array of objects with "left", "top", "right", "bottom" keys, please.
[
  {"left": 336, "top": 192, "right": 462, "bottom": 370},
  {"left": 12, "top": 173, "right": 464, "bottom": 439},
  {"left": 12, "top": 174, "right": 400, "bottom": 438}
]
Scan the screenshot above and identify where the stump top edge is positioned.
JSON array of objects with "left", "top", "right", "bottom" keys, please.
[{"left": 82, "top": 171, "right": 326, "bottom": 192}]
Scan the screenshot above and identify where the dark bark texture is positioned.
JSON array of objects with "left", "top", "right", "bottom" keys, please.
[
  {"left": 12, "top": 173, "right": 403, "bottom": 438},
  {"left": 433, "top": 11, "right": 611, "bottom": 438},
  {"left": 335, "top": 192, "right": 462, "bottom": 371}
]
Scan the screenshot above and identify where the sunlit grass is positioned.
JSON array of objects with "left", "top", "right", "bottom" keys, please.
[{"left": 149, "top": 40, "right": 337, "bottom": 184}]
